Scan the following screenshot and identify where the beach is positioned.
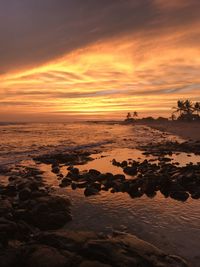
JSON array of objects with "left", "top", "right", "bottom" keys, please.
[
  {"left": 0, "top": 122, "right": 200, "bottom": 267},
  {"left": 142, "top": 121, "right": 200, "bottom": 141}
]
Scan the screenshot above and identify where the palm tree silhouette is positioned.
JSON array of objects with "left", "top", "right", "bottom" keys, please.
[
  {"left": 194, "top": 102, "right": 200, "bottom": 115},
  {"left": 172, "top": 100, "right": 199, "bottom": 121},
  {"left": 184, "top": 100, "right": 193, "bottom": 116},
  {"left": 126, "top": 112, "right": 132, "bottom": 120},
  {"left": 172, "top": 100, "right": 185, "bottom": 116},
  {"left": 133, "top": 111, "right": 138, "bottom": 118}
]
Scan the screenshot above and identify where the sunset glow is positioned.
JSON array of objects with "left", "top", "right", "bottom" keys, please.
[{"left": 1, "top": 0, "right": 200, "bottom": 121}]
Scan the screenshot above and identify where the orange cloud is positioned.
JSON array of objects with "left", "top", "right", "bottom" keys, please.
[{"left": 0, "top": 1, "right": 200, "bottom": 121}]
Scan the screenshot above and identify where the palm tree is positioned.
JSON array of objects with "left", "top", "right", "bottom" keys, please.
[
  {"left": 194, "top": 102, "right": 200, "bottom": 115},
  {"left": 133, "top": 111, "right": 138, "bottom": 118},
  {"left": 172, "top": 100, "right": 185, "bottom": 116},
  {"left": 126, "top": 112, "right": 131, "bottom": 120},
  {"left": 172, "top": 99, "right": 197, "bottom": 121},
  {"left": 184, "top": 100, "right": 193, "bottom": 116}
]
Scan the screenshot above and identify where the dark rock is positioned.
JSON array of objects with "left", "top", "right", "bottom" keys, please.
[
  {"left": 5, "top": 184, "right": 17, "bottom": 197},
  {"left": 24, "top": 245, "right": 70, "bottom": 267},
  {"left": 112, "top": 159, "right": 121, "bottom": 167},
  {"left": 170, "top": 191, "right": 189, "bottom": 201},
  {"left": 52, "top": 166, "right": 60, "bottom": 174},
  {"left": 0, "top": 199, "right": 13, "bottom": 216},
  {"left": 71, "top": 183, "right": 77, "bottom": 190},
  {"left": 18, "top": 187, "right": 32, "bottom": 201},
  {"left": 76, "top": 182, "right": 88, "bottom": 189},
  {"left": 0, "top": 248, "right": 18, "bottom": 267},
  {"left": 84, "top": 186, "right": 99, "bottom": 197},
  {"left": 70, "top": 167, "right": 79, "bottom": 175},
  {"left": 121, "top": 161, "right": 128, "bottom": 167},
  {"left": 80, "top": 260, "right": 111, "bottom": 267},
  {"left": 24, "top": 196, "right": 71, "bottom": 230},
  {"left": 113, "top": 174, "right": 125, "bottom": 181},
  {"left": 141, "top": 180, "right": 157, "bottom": 197},
  {"left": 0, "top": 218, "right": 18, "bottom": 244},
  {"left": 191, "top": 192, "right": 200, "bottom": 199},
  {"left": 89, "top": 169, "right": 101, "bottom": 177},
  {"left": 59, "top": 178, "right": 71, "bottom": 188},
  {"left": 123, "top": 166, "right": 137, "bottom": 176}
]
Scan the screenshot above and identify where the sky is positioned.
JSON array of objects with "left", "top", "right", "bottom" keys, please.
[{"left": 0, "top": 0, "right": 200, "bottom": 121}]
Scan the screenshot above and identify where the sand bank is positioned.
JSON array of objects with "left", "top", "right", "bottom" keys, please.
[{"left": 142, "top": 121, "right": 200, "bottom": 141}]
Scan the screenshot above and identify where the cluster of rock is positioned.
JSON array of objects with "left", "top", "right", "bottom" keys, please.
[
  {"left": 0, "top": 165, "right": 72, "bottom": 248},
  {"left": 34, "top": 151, "right": 93, "bottom": 166},
  {"left": 59, "top": 157, "right": 200, "bottom": 201},
  {"left": 139, "top": 140, "right": 200, "bottom": 156},
  {"left": 0, "top": 229, "right": 189, "bottom": 267}
]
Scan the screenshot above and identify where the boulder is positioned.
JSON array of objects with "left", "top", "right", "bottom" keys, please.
[
  {"left": 18, "top": 187, "right": 32, "bottom": 201},
  {"left": 24, "top": 245, "right": 70, "bottom": 267},
  {"left": 24, "top": 196, "right": 71, "bottom": 230},
  {"left": 170, "top": 191, "right": 189, "bottom": 201}
]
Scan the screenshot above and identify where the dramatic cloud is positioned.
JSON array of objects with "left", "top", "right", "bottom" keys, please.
[
  {"left": 1, "top": 0, "right": 200, "bottom": 73},
  {"left": 0, "top": 0, "right": 200, "bottom": 121}
]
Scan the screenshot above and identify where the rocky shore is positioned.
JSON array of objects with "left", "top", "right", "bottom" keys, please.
[
  {"left": 1, "top": 142, "right": 199, "bottom": 266},
  {"left": 44, "top": 141, "right": 200, "bottom": 202}
]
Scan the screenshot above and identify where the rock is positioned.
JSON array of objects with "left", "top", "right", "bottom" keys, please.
[
  {"left": 0, "top": 230, "right": 189, "bottom": 267},
  {"left": 112, "top": 159, "right": 121, "bottom": 167},
  {"left": 24, "top": 245, "right": 70, "bottom": 267},
  {"left": 76, "top": 182, "right": 88, "bottom": 189},
  {"left": 70, "top": 167, "right": 79, "bottom": 176},
  {"left": 0, "top": 218, "right": 18, "bottom": 245},
  {"left": 18, "top": 187, "right": 32, "bottom": 201},
  {"left": 88, "top": 169, "right": 101, "bottom": 177},
  {"left": 113, "top": 174, "right": 125, "bottom": 181},
  {"left": 0, "top": 199, "right": 13, "bottom": 216},
  {"left": 123, "top": 166, "right": 137, "bottom": 176},
  {"left": 5, "top": 184, "right": 17, "bottom": 197},
  {"left": 0, "top": 248, "right": 18, "bottom": 267},
  {"left": 80, "top": 231, "right": 189, "bottom": 267},
  {"left": 191, "top": 191, "right": 200, "bottom": 199},
  {"left": 141, "top": 180, "right": 157, "bottom": 197},
  {"left": 59, "top": 178, "right": 71, "bottom": 188},
  {"left": 84, "top": 186, "right": 99, "bottom": 197},
  {"left": 121, "top": 161, "right": 128, "bottom": 167},
  {"left": 24, "top": 196, "right": 71, "bottom": 230},
  {"left": 160, "top": 177, "right": 171, "bottom": 197},
  {"left": 80, "top": 260, "right": 111, "bottom": 267},
  {"left": 170, "top": 191, "right": 189, "bottom": 201},
  {"left": 71, "top": 183, "right": 77, "bottom": 190},
  {"left": 52, "top": 166, "right": 60, "bottom": 174}
]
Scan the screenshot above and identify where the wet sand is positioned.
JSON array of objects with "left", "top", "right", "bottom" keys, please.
[{"left": 143, "top": 121, "right": 200, "bottom": 141}]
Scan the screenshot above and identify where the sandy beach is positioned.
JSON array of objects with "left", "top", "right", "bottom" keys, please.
[{"left": 142, "top": 121, "right": 200, "bottom": 141}]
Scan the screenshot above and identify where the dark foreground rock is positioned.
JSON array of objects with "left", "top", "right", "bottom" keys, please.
[
  {"left": 15, "top": 195, "right": 72, "bottom": 230},
  {"left": 0, "top": 165, "right": 72, "bottom": 247},
  {"left": 0, "top": 230, "right": 189, "bottom": 267}
]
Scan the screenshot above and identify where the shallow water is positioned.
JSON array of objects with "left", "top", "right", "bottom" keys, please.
[
  {"left": 0, "top": 122, "right": 182, "bottom": 167},
  {"left": 1, "top": 122, "right": 200, "bottom": 266}
]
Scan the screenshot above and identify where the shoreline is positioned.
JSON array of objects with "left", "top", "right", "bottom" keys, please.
[{"left": 138, "top": 121, "right": 200, "bottom": 141}]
